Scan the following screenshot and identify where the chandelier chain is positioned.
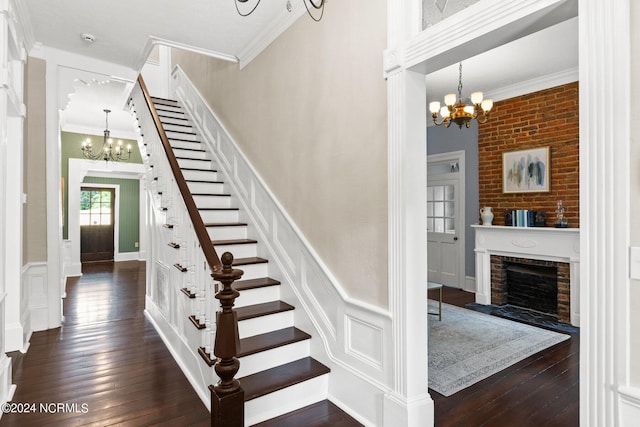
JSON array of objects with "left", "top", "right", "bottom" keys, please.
[{"left": 457, "top": 62, "right": 463, "bottom": 102}]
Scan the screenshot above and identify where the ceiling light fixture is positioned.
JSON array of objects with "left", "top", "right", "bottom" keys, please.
[
  {"left": 81, "top": 109, "right": 131, "bottom": 162},
  {"left": 235, "top": 0, "right": 325, "bottom": 22},
  {"left": 429, "top": 62, "right": 493, "bottom": 129}
]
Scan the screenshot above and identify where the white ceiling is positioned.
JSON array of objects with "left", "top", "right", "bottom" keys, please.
[{"left": 22, "top": 1, "right": 578, "bottom": 137}]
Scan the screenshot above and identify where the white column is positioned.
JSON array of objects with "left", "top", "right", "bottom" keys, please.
[
  {"left": 383, "top": 54, "right": 433, "bottom": 427},
  {"left": 579, "top": 0, "right": 631, "bottom": 425}
]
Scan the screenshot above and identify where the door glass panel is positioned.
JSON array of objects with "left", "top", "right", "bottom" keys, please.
[
  {"left": 80, "top": 189, "right": 113, "bottom": 227},
  {"left": 427, "top": 183, "right": 456, "bottom": 234},
  {"left": 445, "top": 185, "right": 455, "bottom": 200}
]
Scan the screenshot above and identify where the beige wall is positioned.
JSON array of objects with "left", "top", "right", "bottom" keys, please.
[
  {"left": 630, "top": 1, "right": 640, "bottom": 386},
  {"left": 172, "top": 3, "right": 388, "bottom": 307},
  {"left": 23, "top": 56, "right": 48, "bottom": 264}
]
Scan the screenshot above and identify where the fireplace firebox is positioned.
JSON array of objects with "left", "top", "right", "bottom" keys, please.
[{"left": 491, "top": 255, "right": 570, "bottom": 323}]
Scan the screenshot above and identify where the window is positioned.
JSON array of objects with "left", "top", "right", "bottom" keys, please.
[{"left": 80, "top": 189, "right": 113, "bottom": 226}]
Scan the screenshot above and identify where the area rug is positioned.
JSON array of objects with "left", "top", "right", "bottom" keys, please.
[{"left": 428, "top": 302, "right": 570, "bottom": 397}]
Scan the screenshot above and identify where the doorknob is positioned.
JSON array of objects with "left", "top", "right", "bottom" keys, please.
[{"left": 453, "top": 237, "right": 458, "bottom": 241}]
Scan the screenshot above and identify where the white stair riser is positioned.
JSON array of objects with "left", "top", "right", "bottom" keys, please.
[
  {"left": 154, "top": 104, "right": 182, "bottom": 114},
  {"left": 239, "top": 311, "right": 293, "bottom": 339},
  {"left": 170, "top": 140, "right": 202, "bottom": 150},
  {"left": 206, "top": 225, "right": 247, "bottom": 240},
  {"left": 177, "top": 158, "right": 212, "bottom": 169},
  {"left": 183, "top": 170, "right": 218, "bottom": 181},
  {"left": 193, "top": 195, "right": 231, "bottom": 209},
  {"left": 163, "top": 123, "right": 193, "bottom": 133},
  {"left": 198, "top": 209, "right": 239, "bottom": 223},
  {"left": 244, "top": 375, "right": 329, "bottom": 426},
  {"left": 233, "top": 263, "right": 268, "bottom": 280},
  {"left": 158, "top": 116, "right": 189, "bottom": 125},
  {"left": 173, "top": 149, "right": 208, "bottom": 160},
  {"left": 155, "top": 110, "right": 184, "bottom": 119},
  {"left": 166, "top": 130, "right": 198, "bottom": 141},
  {"left": 236, "top": 340, "right": 309, "bottom": 378},
  {"left": 233, "top": 284, "right": 280, "bottom": 308},
  {"left": 214, "top": 243, "right": 256, "bottom": 259},
  {"left": 187, "top": 182, "right": 225, "bottom": 194}
]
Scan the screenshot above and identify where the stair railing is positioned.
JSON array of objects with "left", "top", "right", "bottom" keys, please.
[{"left": 133, "top": 76, "right": 244, "bottom": 427}]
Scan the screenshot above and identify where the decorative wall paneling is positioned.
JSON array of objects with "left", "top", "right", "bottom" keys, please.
[{"left": 170, "top": 66, "right": 392, "bottom": 426}]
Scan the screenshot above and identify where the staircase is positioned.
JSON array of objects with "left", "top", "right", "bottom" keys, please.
[{"left": 144, "top": 95, "right": 362, "bottom": 427}]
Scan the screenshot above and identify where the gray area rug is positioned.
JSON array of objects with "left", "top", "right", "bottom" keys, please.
[{"left": 428, "top": 302, "right": 570, "bottom": 397}]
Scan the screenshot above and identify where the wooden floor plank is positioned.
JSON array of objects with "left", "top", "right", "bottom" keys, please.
[{"left": 2, "top": 261, "right": 210, "bottom": 426}]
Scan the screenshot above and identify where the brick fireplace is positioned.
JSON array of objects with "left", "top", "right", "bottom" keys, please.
[
  {"left": 472, "top": 225, "right": 580, "bottom": 326},
  {"left": 490, "top": 255, "right": 571, "bottom": 323}
]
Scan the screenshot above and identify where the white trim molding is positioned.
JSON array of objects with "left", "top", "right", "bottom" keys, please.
[
  {"left": 66, "top": 158, "right": 145, "bottom": 275},
  {"left": 579, "top": 0, "right": 631, "bottom": 425},
  {"left": 619, "top": 386, "right": 640, "bottom": 426}
]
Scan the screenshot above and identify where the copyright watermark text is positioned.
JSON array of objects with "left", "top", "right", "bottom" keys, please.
[{"left": 2, "top": 402, "right": 89, "bottom": 414}]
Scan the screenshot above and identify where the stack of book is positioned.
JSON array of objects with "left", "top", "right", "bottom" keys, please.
[{"left": 504, "top": 210, "right": 546, "bottom": 227}]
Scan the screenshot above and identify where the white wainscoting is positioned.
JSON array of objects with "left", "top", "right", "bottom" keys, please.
[
  {"left": 24, "top": 262, "right": 48, "bottom": 333},
  {"left": 619, "top": 386, "right": 640, "bottom": 426},
  {"left": 171, "top": 66, "right": 393, "bottom": 425}
]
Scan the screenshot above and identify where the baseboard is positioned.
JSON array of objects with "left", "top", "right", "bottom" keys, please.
[
  {"left": 4, "top": 322, "right": 27, "bottom": 353},
  {"left": 115, "top": 252, "right": 140, "bottom": 262},
  {"left": 64, "top": 262, "right": 82, "bottom": 278},
  {"left": 382, "top": 392, "right": 434, "bottom": 427},
  {"left": 464, "top": 276, "right": 476, "bottom": 293},
  {"left": 619, "top": 386, "right": 640, "bottom": 425},
  {"left": 0, "top": 354, "right": 14, "bottom": 413}
]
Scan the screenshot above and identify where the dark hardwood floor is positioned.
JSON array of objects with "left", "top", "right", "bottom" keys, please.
[
  {"left": 431, "top": 287, "right": 579, "bottom": 427},
  {"left": 2, "top": 261, "right": 210, "bottom": 426},
  {"left": 1, "top": 263, "right": 578, "bottom": 427}
]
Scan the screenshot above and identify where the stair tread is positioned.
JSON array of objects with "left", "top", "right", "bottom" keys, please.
[
  {"left": 198, "top": 207, "right": 239, "bottom": 211},
  {"left": 192, "top": 193, "right": 230, "bottom": 197},
  {"left": 172, "top": 146, "right": 206, "bottom": 153},
  {"left": 251, "top": 400, "right": 363, "bottom": 427},
  {"left": 240, "top": 357, "right": 329, "bottom": 402},
  {"left": 181, "top": 167, "right": 217, "bottom": 172},
  {"left": 155, "top": 107, "right": 184, "bottom": 115},
  {"left": 232, "top": 256, "right": 268, "bottom": 266},
  {"left": 151, "top": 96, "right": 179, "bottom": 104},
  {"left": 236, "top": 300, "right": 293, "bottom": 321},
  {"left": 213, "top": 238, "right": 257, "bottom": 245},
  {"left": 188, "top": 180, "right": 225, "bottom": 184},
  {"left": 238, "top": 327, "right": 310, "bottom": 357},
  {"left": 233, "top": 277, "right": 280, "bottom": 291},
  {"left": 176, "top": 156, "right": 210, "bottom": 161},
  {"left": 158, "top": 114, "right": 188, "bottom": 121},
  {"left": 168, "top": 137, "right": 201, "bottom": 143}
]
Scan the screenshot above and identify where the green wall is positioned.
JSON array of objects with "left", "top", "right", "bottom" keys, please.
[{"left": 61, "top": 131, "right": 143, "bottom": 253}]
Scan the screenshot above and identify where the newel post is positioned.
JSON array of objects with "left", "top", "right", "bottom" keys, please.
[{"left": 210, "top": 252, "right": 244, "bottom": 427}]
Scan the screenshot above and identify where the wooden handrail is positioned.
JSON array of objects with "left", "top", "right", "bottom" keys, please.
[{"left": 137, "top": 75, "right": 222, "bottom": 273}]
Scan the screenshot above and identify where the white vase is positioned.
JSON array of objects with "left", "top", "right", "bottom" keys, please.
[{"left": 480, "top": 206, "right": 494, "bottom": 226}]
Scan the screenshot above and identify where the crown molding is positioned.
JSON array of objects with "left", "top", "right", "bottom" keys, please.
[
  {"left": 236, "top": 4, "right": 305, "bottom": 69},
  {"left": 134, "top": 36, "right": 238, "bottom": 73},
  {"left": 485, "top": 67, "right": 578, "bottom": 102}
]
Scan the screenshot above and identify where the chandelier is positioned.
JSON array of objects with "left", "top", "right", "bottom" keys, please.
[
  {"left": 235, "top": 0, "right": 325, "bottom": 22},
  {"left": 429, "top": 63, "right": 493, "bottom": 129},
  {"left": 81, "top": 109, "right": 131, "bottom": 162}
]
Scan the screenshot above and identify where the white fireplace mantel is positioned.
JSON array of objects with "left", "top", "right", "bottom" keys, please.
[{"left": 472, "top": 225, "right": 580, "bottom": 326}]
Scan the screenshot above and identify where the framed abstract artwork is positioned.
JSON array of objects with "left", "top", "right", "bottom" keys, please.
[{"left": 502, "top": 147, "right": 550, "bottom": 193}]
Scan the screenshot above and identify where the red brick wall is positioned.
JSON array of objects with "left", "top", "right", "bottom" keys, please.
[{"left": 478, "top": 82, "right": 579, "bottom": 227}]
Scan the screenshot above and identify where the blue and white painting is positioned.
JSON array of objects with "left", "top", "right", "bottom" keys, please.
[{"left": 503, "top": 147, "right": 550, "bottom": 193}]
